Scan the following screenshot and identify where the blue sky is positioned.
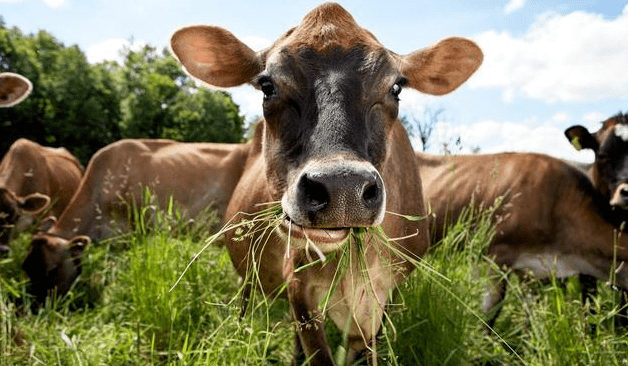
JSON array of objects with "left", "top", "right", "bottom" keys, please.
[{"left": 2, "top": 0, "right": 628, "bottom": 162}]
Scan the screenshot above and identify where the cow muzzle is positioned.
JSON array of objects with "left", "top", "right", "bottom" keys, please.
[
  {"left": 280, "top": 159, "right": 386, "bottom": 251},
  {"left": 610, "top": 183, "right": 628, "bottom": 209}
]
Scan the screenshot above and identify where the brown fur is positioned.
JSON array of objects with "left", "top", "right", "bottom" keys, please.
[
  {"left": 418, "top": 151, "right": 628, "bottom": 324},
  {"left": 22, "top": 138, "right": 251, "bottom": 302},
  {"left": 0, "top": 138, "right": 83, "bottom": 250},
  {"left": 171, "top": 3, "right": 482, "bottom": 364}
]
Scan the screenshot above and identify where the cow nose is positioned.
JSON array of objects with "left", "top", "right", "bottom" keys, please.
[
  {"left": 610, "top": 183, "right": 628, "bottom": 208},
  {"left": 294, "top": 161, "right": 385, "bottom": 227}
]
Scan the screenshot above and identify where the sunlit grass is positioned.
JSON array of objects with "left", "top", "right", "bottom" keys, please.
[{"left": 1, "top": 193, "right": 628, "bottom": 365}]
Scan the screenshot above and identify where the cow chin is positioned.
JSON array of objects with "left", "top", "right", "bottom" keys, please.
[{"left": 278, "top": 217, "right": 351, "bottom": 253}]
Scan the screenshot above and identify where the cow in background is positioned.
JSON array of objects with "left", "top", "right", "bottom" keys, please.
[
  {"left": 0, "top": 139, "right": 84, "bottom": 254},
  {"left": 22, "top": 138, "right": 250, "bottom": 303},
  {"left": 418, "top": 151, "right": 628, "bottom": 327},
  {"left": 170, "top": 3, "right": 482, "bottom": 364},
  {"left": 0, "top": 72, "right": 84, "bottom": 254}
]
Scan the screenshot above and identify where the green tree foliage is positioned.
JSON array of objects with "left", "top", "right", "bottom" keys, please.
[
  {"left": 0, "top": 19, "right": 245, "bottom": 164},
  {"left": 116, "top": 45, "right": 244, "bottom": 143},
  {"left": 0, "top": 22, "right": 122, "bottom": 163}
]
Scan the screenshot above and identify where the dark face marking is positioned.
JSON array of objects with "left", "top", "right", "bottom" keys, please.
[
  {"left": 258, "top": 46, "right": 401, "bottom": 194},
  {"left": 594, "top": 122, "right": 628, "bottom": 205}
]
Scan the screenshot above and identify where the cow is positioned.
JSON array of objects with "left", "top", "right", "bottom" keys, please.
[
  {"left": 170, "top": 3, "right": 482, "bottom": 364},
  {"left": 0, "top": 72, "right": 32, "bottom": 107},
  {"left": 0, "top": 138, "right": 84, "bottom": 254},
  {"left": 565, "top": 113, "right": 628, "bottom": 214},
  {"left": 417, "top": 151, "right": 628, "bottom": 327},
  {"left": 22, "top": 138, "right": 251, "bottom": 303}
]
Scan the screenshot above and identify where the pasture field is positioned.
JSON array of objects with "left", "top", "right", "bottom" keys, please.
[{"left": 2, "top": 201, "right": 628, "bottom": 365}]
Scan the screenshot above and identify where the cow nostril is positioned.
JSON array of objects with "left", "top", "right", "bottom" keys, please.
[
  {"left": 300, "top": 174, "right": 329, "bottom": 212},
  {"left": 362, "top": 181, "right": 380, "bottom": 207},
  {"left": 620, "top": 187, "right": 628, "bottom": 197}
]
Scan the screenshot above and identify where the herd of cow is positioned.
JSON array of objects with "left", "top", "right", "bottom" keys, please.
[{"left": 2, "top": 3, "right": 628, "bottom": 365}]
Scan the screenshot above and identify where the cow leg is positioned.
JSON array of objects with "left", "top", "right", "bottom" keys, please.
[
  {"left": 483, "top": 273, "right": 508, "bottom": 330},
  {"left": 239, "top": 280, "right": 251, "bottom": 319},
  {"left": 292, "top": 332, "right": 306, "bottom": 366},
  {"left": 284, "top": 252, "right": 334, "bottom": 366},
  {"left": 578, "top": 274, "right": 598, "bottom": 333}
]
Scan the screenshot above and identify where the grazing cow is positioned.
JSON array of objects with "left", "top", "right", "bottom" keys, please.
[
  {"left": 22, "top": 138, "right": 250, "bottom": 302},
  {"left": 0, "top": 72, "right": 32, "bottom": 107},
  {"left": 417, "top": 151, "right": 628, "bottom": 326},
  {"left": 170, "top": 3, "right": 482, "bottom": 364},
  {"left": 0, "top": 138, "right": 83, "bottom": 254}
]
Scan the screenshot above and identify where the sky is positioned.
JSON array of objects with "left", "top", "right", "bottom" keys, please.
[{"left": 2, "top": 0, "right": 628, "bottom": 163}]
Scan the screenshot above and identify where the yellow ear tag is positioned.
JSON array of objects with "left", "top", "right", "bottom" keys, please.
[{"left": 571, "top": 136, "right": 582, "bottom": 150}]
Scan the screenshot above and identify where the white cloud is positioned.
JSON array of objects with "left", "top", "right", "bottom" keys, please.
[
  {"left": 241, "top": 35, "right": 272, "bottom": 51},
  {"left": 85, "top": 38, "right": 146, "bottom": 64},
  {"left": 42, "top": 0, "right": 65, "bottom": 9},
  {"left": 504, "top": 0, "right": 525, "bottom": 15},
  {"left": 470, "top": 5, "right": 628, "bottom": 103},
  {"left": 413, "top": 114, "right": 597, "bottom": 163}
]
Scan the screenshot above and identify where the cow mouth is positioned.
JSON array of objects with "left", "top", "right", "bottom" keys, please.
[{"left": 279, "top": 217, "right": 350, "bottom": 252}]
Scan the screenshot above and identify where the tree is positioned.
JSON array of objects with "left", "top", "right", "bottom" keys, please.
[
  {"left": 401, "top": 107, "right": 445, "bottom": 152},
  {"left": 0, "top": 22, "right": 246, "bottom": 164},
  {"left": 116, "top": 45, "right": 245, "bottom": 143},
  {"left": 0, "top": 22, "right": 122, "bottom": 163}
]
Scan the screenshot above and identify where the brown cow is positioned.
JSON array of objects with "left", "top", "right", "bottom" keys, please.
[
  {"left": 417, "top": 151, "right": 628, "bottom": 326},
  {"left": 0, "top": 138, "right": 83, "bottom": 254},
  {"left": 0, "top": 72, "right": 32, "bottom": 107},
  {"left": 22, "top": 138, "right": 250, "bottom": 302},
  {"left": 170, "top": 3, "right": 482, "bottom": 364}
]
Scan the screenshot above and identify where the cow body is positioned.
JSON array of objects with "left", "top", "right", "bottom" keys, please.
[
  {"left": 170, "top": 3, "right": 482, "bottom": 364},
  {"left": 0, "top": 138, "right": 83, "bottom": 253},
  {"left": 417, "top": 151, "right": 628, "bottom": 325},
  {"left": 23, "top": 138, "right": 250, "bottom": 301}
]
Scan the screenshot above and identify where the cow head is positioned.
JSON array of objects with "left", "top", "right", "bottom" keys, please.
[
  {"left": 0, "top": 72, "right": 33, "bottom": 107},
  {"left": 566, "top": 113, "right": 628, "bottom": 209},
  {"left": 171, "top": 3, "right": 482, "bottom": 251},
  {"left": 22, "top": 234, "right": 89, "bottom": 303},
  {"left": 0, "top": 187, "right": 50, "bottom": 254}
]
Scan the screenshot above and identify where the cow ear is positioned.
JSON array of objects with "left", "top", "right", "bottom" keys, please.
[
  {"left": 0, "top": 72, "right": 33, "bottom": 108},
  {"left": 399, "top": 37, "right": 483, "bottom": 96},
  {"left": 564, "top": 125, "right": 598, "bottom": 151},
  {"left": 170, "top": 25, "right": 263, "bottom": 88},
  {"left": 68, "top": 236, "right": 90, "bottom": 257},
  {"left": 18, "top": 193, "right": 51, "bottom": 214}
]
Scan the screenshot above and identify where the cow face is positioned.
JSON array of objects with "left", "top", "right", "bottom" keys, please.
[
  {"left": 171, "top": 3, "right": 482, "bottom": 251},
  {"left": 0, "top": 188, "right": 50, "bottom": 254},
  {"left": 566, "top": 113, "right": 628, "bottom": 209},
  {"left": 0, "top": 72, "right": 33, "bottom": 107},
  {"left": 22, "top": 235, "right": 89, "bottom": 303}
]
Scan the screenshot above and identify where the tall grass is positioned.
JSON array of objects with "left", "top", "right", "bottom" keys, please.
[{"left": 1, "top": 193, "right": 628, "bottom": 365}]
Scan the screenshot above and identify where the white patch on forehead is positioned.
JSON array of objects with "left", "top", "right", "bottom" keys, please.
[{"left": 614, "top": 124, "right": 628, "bottom": 141}]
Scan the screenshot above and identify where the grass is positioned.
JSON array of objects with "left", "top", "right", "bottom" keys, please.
[{"left": 1, "top": 194, "right": 628, "bottom": 365}]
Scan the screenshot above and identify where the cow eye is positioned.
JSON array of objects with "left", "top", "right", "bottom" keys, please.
[
  {"left": 258, "top": 78, "right": 276, "bottom": 99},
  {"left": 391, "top": 83, "right": 402, "bottom": 99}
]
